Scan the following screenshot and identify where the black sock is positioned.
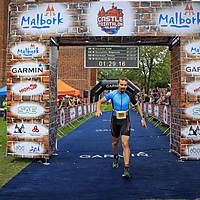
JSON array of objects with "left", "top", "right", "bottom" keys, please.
[
  {"left": 114, "top": 154, "right": 119, "bottom": 160},
  {"left": 125, "top": 165, "right": 129, "bottom": 169}
]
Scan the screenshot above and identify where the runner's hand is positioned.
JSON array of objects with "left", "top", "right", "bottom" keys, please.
[
  {"left": 141, "top": 118, "right": 147, "bottom": 128},
  {"left": 96, "top": 111, "right": 102, "bottom": 118}
]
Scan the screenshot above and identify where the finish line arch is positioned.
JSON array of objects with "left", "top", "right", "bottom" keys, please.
[
  {"left": 90, "top": 80, "right": 140, "bottom": 103},
  {"left": 6, "top": 1, "right": 200, "bottom": 160}
]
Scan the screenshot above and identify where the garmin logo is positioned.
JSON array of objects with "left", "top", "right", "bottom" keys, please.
[
  {"left": 185, "top": 61, "right": 200, "bottom": 75},
  {"left": 158, "top": 4, "right": 200, "bottom": 34}
]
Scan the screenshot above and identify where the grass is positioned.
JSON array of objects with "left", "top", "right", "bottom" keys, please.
[{"left": 0, "top": 114, "right": 94, "bottom": 188}]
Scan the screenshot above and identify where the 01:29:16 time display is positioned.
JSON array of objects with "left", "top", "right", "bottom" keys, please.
[{"left": 98, "top": 61, "right": 126, "bottom": 67}]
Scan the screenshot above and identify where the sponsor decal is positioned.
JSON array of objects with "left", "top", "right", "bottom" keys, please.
[
  {"left": 60, "top": 108, "right": 65, "bottom": 127},
  {"left": 182, "top": 125, "right": 200, "bottom": 138},
  {"left": 18, "top": 4, "right": 69, "bottom": 35},
  {"left": 11, "top": 62, "right": 45, "bottom": 77},
  {"left": 143, "top": 103, "right": 146, "bottom": 113},
  {"left": 79, "top": 152, "right": 148, "bottom": 159},
  {"left": 11, "top": 42, "right": 46, "bottom": 57},
  {"left": 70, "top": 107, "right": 75, "bottom": 120},
  {"left": 148, "top": 104, "right": 152, "bottom": 114},
  {"left": 11, "top": 102, "right": 45, "bottom": 117},
  {"left": 84, "top": 105, "right": 87, "bottom": 115},
  {"left": 11, "top": 81, "right": 45, "bottom": 96},
  {"left": 185, "top": 104, "right": 200, "bottom": 118},
  {"left": 88, "top": 104, "right": 91, "bottom": 113},
  {"left": 185, "top": 41, "right": 200, "bottom": 56},
  {"left": 163, "top": 106, "right": 168, "bottom": 124},
  {"left": 186, "top": 81, "right": 200, "bottom": 96},
  {"left": 158, "top": 3, "right": 200, "bottom": 34},
  {"left": 7, "top": 123, "right": 48, "bottom": 137},
  {"left": 184, "top": 61, "right": 200, "bottom": 75},
  {"left": 186, "top": 144, "right": 200, "bottom": 159},
  {"left": 78, "top": 106, "right": 82, "bottom": 117},
  {"left": 154, "top": 105, "right": 159, "bottom": 117},
  {"left": 11, "top": 142, "right": 44, "bottom": 156},
  {"left": 88, "top": 2, "right": 133, "bottom": 36}
]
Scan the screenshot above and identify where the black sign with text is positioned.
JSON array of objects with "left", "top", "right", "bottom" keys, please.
[{"left": 84, "top": 46, "right": 139, "bottom": 68}]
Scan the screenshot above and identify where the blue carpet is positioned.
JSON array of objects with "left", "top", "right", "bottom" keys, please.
[{"left": 1, "top": 110, "right": 200, "bottom": 200}]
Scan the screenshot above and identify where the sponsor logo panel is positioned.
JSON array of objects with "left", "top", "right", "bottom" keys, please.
[
  {"left": 185, "top": 144, "right": 200, "bottom": 159},
  {"left": 185, "top": 104, "right": 200, "bottom": 119},
  {"left": 185, "top": 81, "right": 200, "bottom": 96},
  {"left": 185, "top": 41, "right": 200, "bottom": 56},
  {"left": 182, "top": 125, "right": 200, "bottom": 138},
  {"left": 11, "top": 81, "right": 45, "bottom": 96},
  {"left": 11, "top": 102, "right": 45, "bottom": 118},
  {"left": 70, "top": 107, "right": 76, "bottom": 120},
  {"left": 60, "top": 108, "right": 65, "bottom": 127},
  {"left": 7, "top": 123, "right": 48, "bottom": 138}
]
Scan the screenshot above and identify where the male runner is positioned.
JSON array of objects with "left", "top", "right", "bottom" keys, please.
[{"left": 96, "top": 77, "right": 147, "bottom": 179}]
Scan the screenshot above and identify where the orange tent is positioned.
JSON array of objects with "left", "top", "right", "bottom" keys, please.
[{"left": 57, "top": 79, "right": 80, "bottom": 96}]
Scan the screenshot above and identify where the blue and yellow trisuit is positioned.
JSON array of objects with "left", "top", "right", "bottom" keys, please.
[{"left": 104, "top": 90, "right": 138, "bottom": 138}]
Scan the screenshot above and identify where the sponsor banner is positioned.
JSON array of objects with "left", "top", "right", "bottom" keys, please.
[
  {"left": 154, "top": 105, "right": 159, "bottom": 118},
  {"left": 70, "top": 107, "right": 76, "bottom": 120},
  {"left": 84, "top": 105, "right": 87, "bottom": 115},
  {"left": 185, "top": 104, "right": 200, "bottom": 119},
  {"left": 11, "top": 141, "right": 44, "bottom": 156},
  {"left": 11, "top": 81, "right": 45, "bottom": 96},
  {"left": 157, "top": 3, "right": 200, "bottom": 34},
  {"left": 88, "top": 104, "right": 91, "bottom": 113},
  {"left": 148, "top": 104, "right": 152, "bottom": 115},
  {"left": 78, "top": 106, "right": 82, "bottom": 117},
  {"left": 185, "top": 81, "right": 200, "bottom": 96},
  {"left": 60, "top": 108, "right": 65, "bottom": 127},
  {"left": 11, "top": 62, "right": 45, "bottom": 77},
  {"left": 91, "top": 104, "right": 94, "bottom": 113},
  {"left": 11, "top": 102, "right": 45, "bottom": 118},
  {"left": 143, "top": 103, "right": 146, "bottom": 113},
  {"left": 163, "top": 106, "right": 168, "bottom": 124},
  {"left": 185, "top": 41, "right": 200, "bottom": 56},
  {"left": 185, "top": 144, "right": 200, "bottom": 159},
  {"left": 94, "top": 103, "right": 97, "bottom": 112},
  {"left": 182, "top": 125, "right": 200, "bottom": 138},
  {"left": 7, "top": 123, "right": 48, "bottom": 138},
  {"left": 18, "top": 3, "right": 70, "bottom": 35},
  {"left": 184, "top": 61, "right": 200, "bottom": 75},
  {"left": 11, "top": 42, "right": 46, "bottom": 57},
  {"left": 88, "top": 2, "right": 134, "bottom": 36}
]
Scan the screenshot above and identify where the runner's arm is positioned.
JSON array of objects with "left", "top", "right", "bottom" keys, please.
[
  {"left": 96, "top": 97, "right": 107, "bottom": 118},
  {"left": 136, "top": 103, "right": 147, "bottom": 128}
]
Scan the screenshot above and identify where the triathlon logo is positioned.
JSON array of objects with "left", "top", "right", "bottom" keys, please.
[{"left": 97, "top": 4, "right": 124, "bottom": 35}]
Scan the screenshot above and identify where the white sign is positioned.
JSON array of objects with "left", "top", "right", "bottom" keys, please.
[
  {"left": 7, "top": 123, "right": 48, "bottom": 138},
  {"left": 185, "top": 104, "right": 200, "bottom": 119},
  {"left": 88, "top": 2, "right": 134, "bottom": 36},
  {"left": 11, "top": 102, "right": 45, "bottom": 117},
  {"left": 84, "top": 105, "right": 87, "bottom": 115},
  {"left": 185, "top": 81, "right": 200, "bottom": 96},
  {"left": 148, "top": 104, "right": 152, "bottom": 114},
  {"left": 163, "top": 106, "right": 168, "bottom": 124},
  {"left": 182, "top": 125, "right": 200, "bottom": 138},
  {"left": 186, "top": 144, "right": 200, "bottom": 159},
  {"left": 11, "top": 42, "right": 46, "bottom": 57},
  {"left": 70, "top": 107, "right": 76, "bottom": 120},
  {"left": 94, "top": 103, "right": 97, "bottom": 112},
  {"left": 154, "top": 105, "right": 159, "bottom": 117},
  {"left": 157, "top": 3, "right": 200, "bottom": 34},
  {"left": 78, "top": 106, "right": 82, "bottom": 117},
  {"left": 143, "top": 103, "right": 146, "bottom": 113},
  {"left": 88, "top": 104, "right": 91, "bottom": 113},
  {"left": 11, "top": 142, "right": 44, "bottom": 156},
  {"left": 18, "top": 3, "right": 70, "bottom": 35},
  {"left": 60, "top": 108, "right": 65, "bottom": 127},
  {"left": 11, "top": 62, "right": 45, "bottom": 77},
  {"left": 11, "top": 81, "right": 45, "bottom": 96},
  {"left": 185, "top": 41, "right": 200, "bottom": 56},
  {"left": 184, "top": 61, "right": 200, "bottom": 75}
]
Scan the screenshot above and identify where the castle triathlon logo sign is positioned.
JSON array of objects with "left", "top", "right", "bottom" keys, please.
[
  {"left": 97, "top": 4, "right": 124, "bottom": 35},
  {"left": 158, "top": 3, "right": 200, "bottom": 34},
  {"left": 18, "top": 3, "right": 69, "bottom": 35}
]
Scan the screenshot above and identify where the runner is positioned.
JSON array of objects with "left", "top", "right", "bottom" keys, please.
[{"left": 96, "top": 77, "right": 147, "bottom": 179}]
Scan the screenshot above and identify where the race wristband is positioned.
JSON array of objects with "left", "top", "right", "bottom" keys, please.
[{"left": 141, "top": 115, "right": 144, "bottom": 119}]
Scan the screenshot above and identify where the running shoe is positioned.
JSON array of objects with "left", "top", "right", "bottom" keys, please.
[
  {"left": 112, "top": 158, "right": 119, "bottom": 168},
  {"left": 122, "top": 168, "right": 131, "bottom": 179}
]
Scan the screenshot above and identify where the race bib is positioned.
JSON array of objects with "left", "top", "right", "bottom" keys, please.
[{"left": 116, "top": 111, "right": 126, "bottom": 119}]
